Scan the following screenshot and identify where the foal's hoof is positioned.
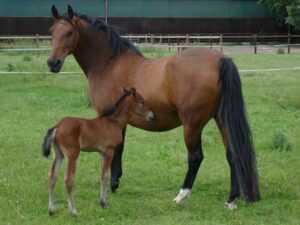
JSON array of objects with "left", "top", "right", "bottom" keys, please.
[
  {"left": 70, "top": 209, "right": 78, "bottom": 217},
  {"left": 100, "top": 200, "right": 108, "bottom": 209},
  {"left": 110, "top": 179, "right": 119, "bottom": 193},
  {"left": 48, "top": 207, "right": 55, "bottom": 216}
]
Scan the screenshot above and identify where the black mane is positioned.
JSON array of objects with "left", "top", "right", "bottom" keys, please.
[
  {"left": 100, "top": 91, "right": 132, "bottom": 117},
  {"left": 63, "top": 13, "right": 142, "bottom": 57}
]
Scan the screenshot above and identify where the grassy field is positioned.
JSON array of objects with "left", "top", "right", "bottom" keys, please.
[{"left": 0, "top": 49, "right": 299, "bottom": 225}]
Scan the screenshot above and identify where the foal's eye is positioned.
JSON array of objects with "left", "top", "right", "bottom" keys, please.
[
  {"left": 67, "top": 31, "right": 73, "bottom": 37},
  {"left": 139, "top": 102, "right": 145, "bottom": 108}
]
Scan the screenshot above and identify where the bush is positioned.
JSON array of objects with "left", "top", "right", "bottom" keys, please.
[
  {"left": 6, "top": 63, "right": 15, "bottom": 72},
  {"left": 277, "top": 48, "right": 285, "bottom": 54},
  {"left": 23, "top": 55, "right": 32, "bottom": 61},
  {"left": 271, "top": 131, "right": 292, "bottom": 152}
]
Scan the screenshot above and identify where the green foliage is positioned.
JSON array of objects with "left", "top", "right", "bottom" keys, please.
[
  {"left": 259, "top": 0, "right": 300, "bottom": 30},
  {"left": 286, "top": 0, "right": 300, "bottom": 31}
]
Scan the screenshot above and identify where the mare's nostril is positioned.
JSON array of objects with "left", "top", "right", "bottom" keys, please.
[{"left": 54, "top": 59, "right": 61, "bottom": 67}]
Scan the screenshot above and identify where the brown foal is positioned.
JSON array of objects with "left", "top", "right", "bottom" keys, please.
[{"left": 42, "top": 88, "right": 154, "bottom": 216}]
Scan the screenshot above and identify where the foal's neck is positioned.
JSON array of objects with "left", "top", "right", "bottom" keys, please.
[{"left": 106, "top": 99, "right": 133, "bottom": 128}]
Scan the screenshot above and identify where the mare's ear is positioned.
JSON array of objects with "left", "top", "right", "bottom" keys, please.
[
  {"left": 51, "top": 5, "right": 60, "bottom": 20},
  {"left": 67, "top": 5, "right": 74, "bottom": 20}
]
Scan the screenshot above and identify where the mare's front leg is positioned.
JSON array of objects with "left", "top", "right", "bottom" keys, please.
[
  {"left": 101, "top": 149, "right": 115, "bottom": 208},
  {"left": 110, "top": 128, "right": 126, "bottom": 192},
  {"left": 174, "top": 124, "right": 204, "bottom": 203}
]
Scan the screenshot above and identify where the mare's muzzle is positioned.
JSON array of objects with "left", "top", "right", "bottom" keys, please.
[{"left": 47, "top": 58, "right": 63, "bottom": 73}]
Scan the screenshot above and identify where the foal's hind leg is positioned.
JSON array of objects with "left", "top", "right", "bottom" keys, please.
[
  {"left": 215, "top": 119, "right": 240, "bottom": 209},
  {"left": 64, "top": 149, "right": 79, "bottom": 217},
  {"left": 174, "top": 124, "right": 204, "bottom": 204},
  {"left": 48, "top": 144, "right": 64, "bottom": 215}
]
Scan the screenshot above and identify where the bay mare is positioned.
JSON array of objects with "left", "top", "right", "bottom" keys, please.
[{"left": 47, "top": 5, "right": 260, "bottom": 207}]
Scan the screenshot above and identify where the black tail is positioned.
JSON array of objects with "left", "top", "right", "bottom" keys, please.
[
  {"left": 42, "top": 127, "right": 55, "bottom": 157},
  {"left": 218, "top": 57, "right": 260, "bottom": 202}
]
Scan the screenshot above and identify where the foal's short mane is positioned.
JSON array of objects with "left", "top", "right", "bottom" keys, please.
[
  {"left": 100, "top": 91, "right": 132, "bottom": 117},
  {"left": 62, "top": 13, "right": 142, "bottom": 58}
]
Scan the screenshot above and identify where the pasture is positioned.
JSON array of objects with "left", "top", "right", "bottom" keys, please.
[{"left": 0, "top": 50, "right": 299, "bottom": 225}]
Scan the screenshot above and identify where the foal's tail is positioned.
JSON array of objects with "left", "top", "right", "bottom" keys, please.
[
  {"left": 217, "top": 57, "right": 260, "bottom": 202},
  {"left": 42, "top": 127, "right": 56, "bottom": 157}
]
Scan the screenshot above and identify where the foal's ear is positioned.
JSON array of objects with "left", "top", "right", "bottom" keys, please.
[
  {"left": 51, "top": 5, "right": 60, "bottom": 19},
  {"left": 122, "top": 87, "right": 129, "bottom": 93},
  {"left": 130, "top": 87, "right": 137, "bottom": 97},
  {"left": 67, "top": 5, "right": 74, "bottom": 20}
]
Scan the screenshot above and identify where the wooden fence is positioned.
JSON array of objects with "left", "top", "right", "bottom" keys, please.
[{"left": 1, "top": 34, "right": 300, "bottom": 54}]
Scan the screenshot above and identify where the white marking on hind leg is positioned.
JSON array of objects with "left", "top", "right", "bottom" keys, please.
[
  {"left": 173, "top": 188, "right": 191, "bottom": 204},
  {"left": 224, "top": 198, "right": 238, "bottom": 210}
]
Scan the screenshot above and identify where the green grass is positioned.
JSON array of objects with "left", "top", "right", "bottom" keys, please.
[{"left": 0, "top": 50, "right": 299, "bottom": 225}]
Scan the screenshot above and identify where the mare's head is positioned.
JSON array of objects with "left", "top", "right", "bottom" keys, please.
[
  {"left": 102, "top": 88, "right": 155, "bottom": 123},
  {"left": 48, "top": 5, "right": 141, "bottom": 73},
  {"left": 47, "top": 5, "right": 79, "bottom": 72}
]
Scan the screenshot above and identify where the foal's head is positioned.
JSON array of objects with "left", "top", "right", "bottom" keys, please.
[{"left": 102, "top": 88, "right": 155, "bottom": 123}]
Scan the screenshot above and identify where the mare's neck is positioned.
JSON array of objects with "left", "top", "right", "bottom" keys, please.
[{"left": 73, "top": 22, "right": 113, "bottom": 75}]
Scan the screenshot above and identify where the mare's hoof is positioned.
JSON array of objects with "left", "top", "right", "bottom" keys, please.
[
  {"left": 173, "top": 189, "right": 191, "bottom": 204},
  {"left": 110, "top": 179, "right": 120, "bottom": 193},
  {"left": 224, "top": 198, "right": 238, "bottom": 210}
]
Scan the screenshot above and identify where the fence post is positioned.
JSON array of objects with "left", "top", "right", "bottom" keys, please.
[
  {"left": 287, "top": 33, "right": 291, "bottom": 54},
  {"left": 168, "top": 37, "right": 170, "bottom": 52},
  {"left": 35, "top": 34, "right": 39, "bottom": 48},
  {"left": 220, "top": 34, "right": 223, "bottom": 53},
  {"left": 210, "top": 34, "right": 212, "bottom": 49},
  {"left": 151, "top": 34, "right": 154, "bottom": 45},
  {"left": 185, "top": 34, "right": 189, "bottom": 49},
  {"left": 254, "top": 34, "right": 257, "bottom": 54},
  {"left": 177, "top": 37, "right": 180, "bottom": 52}
]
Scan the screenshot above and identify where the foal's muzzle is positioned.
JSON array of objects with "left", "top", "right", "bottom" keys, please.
[{"left": 47, "top": 58, "right": 63, "bottom": 73}]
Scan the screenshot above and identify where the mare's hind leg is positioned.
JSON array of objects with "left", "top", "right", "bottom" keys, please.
[
  {"left": 110, "top": 128, "right": 126, "bottom": 192},
  {"left": 174, "top": 124, "right": 204, "bottom": 204},
  {"left": 64, "top": 149, "right": 79, "bottom": 217},
  {"left": 215, "top": 119, "right": 240, "bottom": 209},
  {"left": 48, "top": 144, "right": 64, "bottom": 215}
]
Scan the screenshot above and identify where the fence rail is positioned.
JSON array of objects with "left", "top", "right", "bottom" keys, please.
[{"left": 1, "top": 34, "right": 300, "bottom": 54}]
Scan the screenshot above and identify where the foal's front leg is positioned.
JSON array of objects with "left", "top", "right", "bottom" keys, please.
[{"left": 100, "top": 149, "right": 114, "bottom": 208}]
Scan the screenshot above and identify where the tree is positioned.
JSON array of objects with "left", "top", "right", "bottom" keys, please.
[
  {"left": 259, "top": 0, "right": 300, "bottom": 31},
  {"left": 286, "top": 0, "right": 300, "bottom": 30}
]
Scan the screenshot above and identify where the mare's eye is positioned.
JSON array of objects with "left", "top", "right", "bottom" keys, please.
[
  {"left": 67, "top": 31, "right": 73, "bottom": 37},
  {"left": 139, "top": 102, "right": 145, "bottom": 108}
]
